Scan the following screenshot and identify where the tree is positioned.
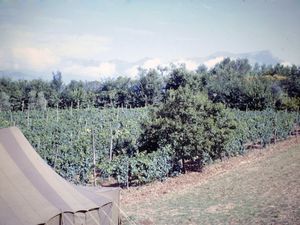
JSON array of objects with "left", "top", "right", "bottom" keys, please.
[
  {"left": 96, "top": 79, "right": 118, "bottom": 107},
  {"left": 139, "top": 87, "right": 237, "bottom": 172},
  {"left": 164, "top": 67, "right": 204, "bottom": 105},
  {"left": 135, "top": 69, "right": 163, "bottom": 106},
  {"left": 28, "top": 90, "right": 37, "bottom": 110},
  {"left": 112, "top": 76, "right": 133, "bottom": 107},
  {"left": 283, "top": 65, "right": 300, "bottom": 98},
  {"left": 36, "top": 92, "right": 47, "bottom": 111},
  {"left": 205, "top": 58, "right": 283, "bottom": 110},
  {"left": 49, "top": 71, "right": 63, "bottom": 108},
  {"left": 63, "top": 80, "right": 87, "bottom": 108},
  {"left": 51, "top": 71, "right": 63, "bottom": 93},
  {"left": 0, "top": 92, "right": 11, "bottom": 111},
  {"left": 196, "top": 65, "right": 208, "bottom": 74},
  {"left": 165, "top": 67, "right": 190, "bottom": 91},
  {"left": 243, "top": 76, "right": 276, "bottom": 110},
  {"left": 0, "top": 78, "right": 25, "bottom": 110}
]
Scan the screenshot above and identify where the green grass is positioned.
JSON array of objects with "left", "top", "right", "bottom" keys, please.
[{"left": 124, "top": 144, "right": 300, "bottom": 225}]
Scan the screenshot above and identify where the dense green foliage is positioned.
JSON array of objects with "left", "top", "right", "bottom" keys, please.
[
  {"left": 1, "top": 58, "right": 299, "bottom": 187},
  {"left": 226, "top": 109, "right": 298, "bottom": 156},
  {"left": 0, "top": 107, "right": 148, "bottom": 184},
  {"left": 1, "top": 58, "right": 300, "bottom": 112},
  {"left": 0, "top": 106, "right": 298, "bottom": 187},
  {"left": 99, "top": 146, "right": 172, "bottom": 187},
  {"left": 140, "top": 88, "right": 237, "bottom": 172}
]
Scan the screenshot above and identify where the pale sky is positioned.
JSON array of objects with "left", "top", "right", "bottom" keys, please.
[{"left": 0, "top": 0, "right": 299, "bottom": 80}]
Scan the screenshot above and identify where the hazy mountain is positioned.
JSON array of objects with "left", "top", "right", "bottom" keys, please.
[
  {"left": 212, "top": 50, "right": 281, "bottom": 65},
  {"left": 0, "top": 71, "right": 37, "bottom": 80},
  {"left": 190, "top": 50, "right": 282, "bottom": 66},
  {"left": 0, "top": 50, "right": 285, "bottom": 82}
]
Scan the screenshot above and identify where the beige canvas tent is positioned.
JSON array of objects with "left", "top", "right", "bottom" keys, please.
[{"left": 0, "top": 127, "right": 120, "bottom": 225}]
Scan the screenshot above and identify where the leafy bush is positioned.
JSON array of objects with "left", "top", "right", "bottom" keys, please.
[
  {"left": 227, "top": 109, "right": 298, "bottom": 155},
  {"left": 139, "top": 88, "right": 237, "bottom": 171},
  {"left": 98, "top": 146, "right": 172, "bottom": 187}
]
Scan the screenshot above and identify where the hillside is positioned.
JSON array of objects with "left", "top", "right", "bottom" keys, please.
[{"left": 121, "top": 137, "right": 300, "bottom": 225}]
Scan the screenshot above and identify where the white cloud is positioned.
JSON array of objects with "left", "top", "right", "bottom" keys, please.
[
  {"left": 98, "top": 62, "right": 116, "bottom": 76},
  {"left": 125, "top": 65, "right": 140, "bottom": 78},
  {"left": 175, "top": 59, "right": 198, "bottom": 70},
  {"left": 62, "top": 62, "right": 116, "bottom": 80},
  {"left": 0, "top": 26, "right": 112, "bottom": 72},
  {"left": 53, "top": 34, "right": 111, "bottom": 59},
  {"left": 63, "top": 64, "right": 100, "bottom": 80},
  {"left": 11, "top": 47, "right": 59, "bottom": 71},
  {"left": 125, "top": 58, "right": 198, "bottom": 78},
  {"left": 143, "top": 58, "right": 161, "bottom": 69},
  {"left": 204, "top": 56, "right": 224, "bottom": 69},
  {"left": 281, "top": 61, "right": 292, "bottom": 66},
  {"left": 125, "top": 58, "right": 162, "bottom": 78}
]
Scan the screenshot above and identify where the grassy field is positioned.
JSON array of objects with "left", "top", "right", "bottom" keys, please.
[{"left": 122, "top": 139, "right": 300, "bottom": 225}]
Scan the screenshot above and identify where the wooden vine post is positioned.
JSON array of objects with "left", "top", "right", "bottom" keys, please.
[
  {"left": 56, "top": 102, "right": 59, "bottom": 123},
  {"left": 92, "top": 129, "right": 97, "bottom": 186},
  {"left": 274, "top": 113, "right": 277, "bottom": 144},
  {"left": 109, "top": 120, "right": 114, "bottom": 162},
  {"left": 27, "top": 107, "right": 30, "bottom": 127},
  {"left": 296, "top": 107, "right": 299, "bottom": 143}
]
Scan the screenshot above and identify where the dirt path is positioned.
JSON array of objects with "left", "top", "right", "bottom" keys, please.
[{"left": 121, "top": 136, "right": 300, "bottom": 207}]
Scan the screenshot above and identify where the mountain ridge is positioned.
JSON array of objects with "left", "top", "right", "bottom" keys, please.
[{"left": 0, "top": 50, "right": 289, "bottom": 82}]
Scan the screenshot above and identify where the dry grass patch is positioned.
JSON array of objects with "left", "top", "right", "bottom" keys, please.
[{"left": 121, "top": 137, "right": 300, "bottom": 225}]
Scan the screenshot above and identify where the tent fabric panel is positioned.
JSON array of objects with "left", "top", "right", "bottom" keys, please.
[
  {"left": 74, "top": 186, "right": 111, "bottom": 206},
  {"left": 62, "top": 212, "right": 75, "bottom": 225},
  {"left": 0, "top": 127, "right": 116, "bottom": 225},
  {"left": 46, "top": 215, "right": 61, "bottom": 225},
  {"left": 99, "top": 204, "right": 113, "bottom": 225},
  {"left": 73, "top": 186, "right": 120, "bottom": 225},
  {"left": 10, "top": 128, "right": 99, "bottom": 210},
  {"left": 0, "top": 195, "right": 26, "bottom": 225},
  {"left": 0, "top": 130, "right": 71, "bottom": 211},
  {"left": 0, "top": 170, "right": 48, "bottom": 225},
  {"left": 0, "top": 143, "right": 59, "bottom": 224},
  {"left": 10, "top": 127, "right": 108, "bottom": 211},
  {"left": 95, "top": 188, "right": 120, "bottom": 225},
  {"left": 74, "top": 212, "right": 86, "bottom": 225},
  {"left": 85, "top": 209, "right": 101, "bottom": 225}
]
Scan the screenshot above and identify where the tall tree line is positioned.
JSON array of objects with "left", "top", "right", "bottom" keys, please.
[{"left": 1, "top": 58, "right": 299, "bottom": 112}]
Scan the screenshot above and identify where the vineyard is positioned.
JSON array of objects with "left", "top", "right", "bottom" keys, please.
[
  {"left": 0, "top": 107, "right": 299, "bottom": 187},
  {"left": 0, "top": 107, "right": 149, "bottom": 184}
]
